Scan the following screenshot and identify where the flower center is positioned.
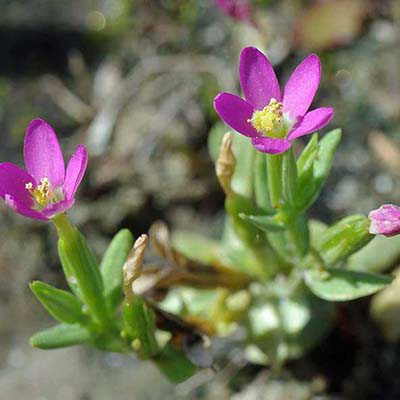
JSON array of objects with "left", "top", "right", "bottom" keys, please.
[
  {"left": 249, "top": 98, "right": 286, "bottom": 138},
  {"left": 25, "top": 177, "right": 61, "bottom": 209}
]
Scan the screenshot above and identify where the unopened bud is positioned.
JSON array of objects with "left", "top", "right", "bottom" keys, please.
[
  {"left": 216, "top": 132, "right": 236, "bottom": 196},
  {"left": 123, "top": 234, "right": 148, "bottom": 300}
]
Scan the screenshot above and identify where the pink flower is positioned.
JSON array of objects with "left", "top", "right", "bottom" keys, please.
[
  {"left": 368, "top": 204, "right": 400, "bottom": 236},
  {"left": 214, "top": 0, "right": 252, "bottom": 23},
  {"left": 214, "top": 47, "right": 334, "bottom": 154},
  {"left": 0, "top": 119, "right": 87, "bottom": 220}
]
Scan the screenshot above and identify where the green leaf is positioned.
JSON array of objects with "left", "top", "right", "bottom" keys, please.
[
  {"left": 172, "top": 231, "right": 222, "bottom": 265},
  {"left": 297, "top": 133, "right": 318, "bottom": 177},
  {"left": 314, "top": 128, "right": 342, "bottom": 181},
  {"left": 54, "top": 214, "right": 108, "bottom": 328},
  {"left": 305, "top": 268, "right": 393, "bottom": 301},
  {"left": 154, "top": 344, "right": 197, "bottom": 383},
  {"left": 296, "top": 129, "right": 341, "bottom": 212},
  {"left": 240, "top": 214, "right": 285, "bottom": 232},
  {"left": 348, "top": 234, "right": 400, "bottom": 273},
  {"left": 100, "top": 229, "right": 134, "bottom": 310},
  {"left": 122, "top": 296, "right": 158, "bottom": 358},
  {"left": 315, "top": 215, "right": 373, "bottom": 266},
  {"left": 30, "top": 281, "right": 87, "bottom": 325},
  {"left": 30, "top": 323, "right": 91, "bottom": 349}
]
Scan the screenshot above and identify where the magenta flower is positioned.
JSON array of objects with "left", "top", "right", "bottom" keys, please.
[
  {"left": 214, "top": 47, "right": 334, "bottom": 154},
  {"left": 214, "top": 0, "right": 252, "bottom": 23},
  {"left": 0, "top": 119, "right": 87, "bottom": 220},
  {"left": 368, "top": 204, "right": 400, "bottom": 237}
]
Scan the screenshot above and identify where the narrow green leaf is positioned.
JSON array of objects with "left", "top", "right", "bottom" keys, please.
[
  {"left": 297, "top": 133, "right": 318, "bottom": 177},
  {"left": 172, "top": 231, "right": 222, "bottom": 265},
  {"left": 100, "top": 229, "right": 134, "bottom": 310},
  {"left": 30, "top": 281, "right": 87, "bottom": 324},
  {"left": 123, "top": 296, "right": 158, "bottom": 358},
  {"left": 240, "top": 214, "right": 285, "bottom": 232},
  {"left": 296, "top": 129, "right": 341, "bottom": 212},
  {"left": 314, "top": 128, "right": 342, "bottom": 180},
  {"left": 30, "top": 323, "right": 91, "bottom": 349},
  {"left": 315, "top": 215, "right": 373, "bottom": 266},
  {"left": 154, "top": 344, "right": 197, "bottom": 383},
  {"left": 305, "top": 268, "right": 393, "bottom": 301}
]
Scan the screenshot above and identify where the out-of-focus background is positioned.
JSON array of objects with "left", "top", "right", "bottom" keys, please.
[{"left": 1, "top": 0, "right": 400, "bottom": 399}]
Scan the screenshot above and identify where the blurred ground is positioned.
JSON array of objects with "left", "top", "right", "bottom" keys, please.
[{"left": 1, "top": 0, "right": 400, "bottom": 399}]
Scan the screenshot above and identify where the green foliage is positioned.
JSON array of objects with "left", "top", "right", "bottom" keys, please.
[
  {"left": 30, "top": 324, "right": 91, "bottom": 349},
  {"left": 305, "top": 268, "right": 393, "bottom": 301},
  {"left": 100, "top": 229, "right": 134, "bottom": 310},
  {"left": 30, "top": 281, "right": 87, "bottom": 325}
]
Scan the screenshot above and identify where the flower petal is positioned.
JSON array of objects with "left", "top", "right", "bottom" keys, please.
[
  {"left": 282, "top": 54, "right": 321, "bottom": 120},
  {"left": 369, "top": 204, "right": 400, "bottom": 236},
  {"left": 214, "top": 92, "right": 258, "bottom": 137},
  {"left": 287, "top": 107, "right": 334, "bottom": 140},
  {"left": 24, "top": 119, "right": 65, "bottom": 187},
  {"left": 239, "top": 47, "right": 281, "bottom": 110},
  {"left": 251, "top": 136, "right": 292, "bottom": 154},
  {"left": 5, "top": 194, "right": 48, "bottom": 220},
  {"left": 41, "top": 198, "right": 75, "bottom": 219},
  {"left": 0, "top": 162, "right": 36, "bottom": 208},
  {"left": 63, "top": 144, "right": 88, "bottom": 200}
]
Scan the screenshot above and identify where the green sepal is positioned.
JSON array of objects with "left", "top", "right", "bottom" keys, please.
[
  {"left": 315, "top": 214, "right": 373, "bottom": 267},
  {"left": 30, "top": 281, "right": 87, "bottom": 325},
  {"left": 30, "top": 323, "right": 91, "bottom": 349},
  {"left": 54, "top": 214, "right": 108, "bottom": 328},
  {"left": 122, "top": 296, "right": 158, "bottom": 359},
  {"left": 100, "top": 229, "right": 134, "bottom": 310},
  {"left": 295, "top": 129, "right": 341, "bottom": 213},
  {"left": 154, "top": 344, "right": 197, "bottom": 383},
  {"left": 305, "top": 268, "right": 393, "bottom": 301}
]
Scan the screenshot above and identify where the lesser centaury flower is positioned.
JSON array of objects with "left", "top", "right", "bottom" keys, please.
[
  {"left": 368, "top": 204, "right": 400, "bottom": 236},
  {"left": 214, "top": 47, "right": 334, "bottom": 154},
  {"left": 214, "top": 0, "right": 252, "bottom": 23},
  {"left": 0, "top": 119, "right": 87, "bottom": 220}
]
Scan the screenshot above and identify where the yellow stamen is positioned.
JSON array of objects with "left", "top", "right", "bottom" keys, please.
[
  {"left": 25, "top": 177, "right": 55, "bottom": 207},
  {"left": 249, "top": 98, "right": 285, "bottom": 138}
]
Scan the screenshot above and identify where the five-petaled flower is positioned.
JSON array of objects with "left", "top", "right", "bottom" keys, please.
[
  {"left": 368, "top": 204, "right": 400, "bottom": 237},
  {"left": 214, "top": 47, "right": 334, "bottom": 154},
  {"left": 0, "top": 119, "right": 87, "bottom": 220}
]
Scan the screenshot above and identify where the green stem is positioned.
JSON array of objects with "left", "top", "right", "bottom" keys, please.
[
  {"left": 52, "top": 213, "right": 109, "bottom": 329},
  {"left": 266, "top": 153, "right": 283, "bottom": 208}
]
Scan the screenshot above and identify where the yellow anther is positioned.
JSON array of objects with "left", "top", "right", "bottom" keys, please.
[
  {"left": 26, "top": 177, "right": 55, "bottom": 207},
  {"left": 249, "top": 98, "right": 285, "bottom": 138}
]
